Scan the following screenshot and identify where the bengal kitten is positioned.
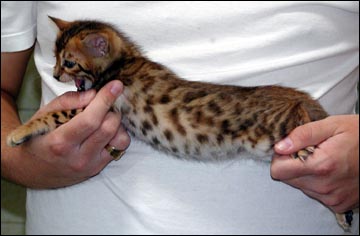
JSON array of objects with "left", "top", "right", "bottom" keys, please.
[{"left": 6, "top": 17, "right": 353, "bottom": 230}]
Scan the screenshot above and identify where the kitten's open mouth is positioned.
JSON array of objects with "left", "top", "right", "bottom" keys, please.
[
  {"left": 58, "top": 73, "right": 94, "bottom": 92},
  {"left": 74, "top": 77, "right": 93, "bottom": 91}
]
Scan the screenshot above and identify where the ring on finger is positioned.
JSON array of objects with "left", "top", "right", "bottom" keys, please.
[{"left": 105, "top": 144, "right": 126, "bottom": 161}]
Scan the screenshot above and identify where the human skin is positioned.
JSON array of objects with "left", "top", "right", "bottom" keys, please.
[
  {"left": 1, "top": 47, "right": 131, "bottom": 188},
  {"left": 272, "top": 115, "right": 359, "bottom": 213}
]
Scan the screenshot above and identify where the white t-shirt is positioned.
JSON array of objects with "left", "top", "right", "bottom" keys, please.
[{"left": 2, "top": 1, "right": 359, "bottom": 234}]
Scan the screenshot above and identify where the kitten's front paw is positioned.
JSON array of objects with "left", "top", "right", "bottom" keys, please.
[
  {"left": 6, "top": 128, "right": 33, "bottom": 147},
  {"left": 290, "top": 146, "right": 315, "bottom": 162}
]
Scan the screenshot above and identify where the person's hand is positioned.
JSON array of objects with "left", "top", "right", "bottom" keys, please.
[
  {"left": 11, "top": 80, "right": 130, "bottom": 188},
  {"left": 271, "top": 115, "right": 359, "bottom": 213}
]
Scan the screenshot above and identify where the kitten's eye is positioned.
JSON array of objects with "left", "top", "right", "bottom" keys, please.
[{"left": 63, "top": 60, "right": 76, "bottom": 69}]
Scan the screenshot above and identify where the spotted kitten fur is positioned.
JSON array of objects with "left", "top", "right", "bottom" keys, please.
[{"left": 6, "top": 17, "right": 353, "bottom": 230}]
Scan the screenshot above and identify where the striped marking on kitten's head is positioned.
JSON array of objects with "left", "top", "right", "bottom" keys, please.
[{"left": 49, "top": 16, "right": 140, "bottom": 91}]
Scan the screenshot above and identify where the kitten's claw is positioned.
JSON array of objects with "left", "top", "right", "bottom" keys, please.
[{"left": 291, "top": 145, "right": 315, "bottom": 162}]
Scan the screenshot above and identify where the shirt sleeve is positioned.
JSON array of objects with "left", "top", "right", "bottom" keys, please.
[{"left": 1, "top": 1, "right": 37, "bottom": 52}]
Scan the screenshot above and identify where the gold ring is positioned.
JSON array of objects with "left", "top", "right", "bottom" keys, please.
[{"left": 105, "top": 144, "right": 125, "bottom": 161}]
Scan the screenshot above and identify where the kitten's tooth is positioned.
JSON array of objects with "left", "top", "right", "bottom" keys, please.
[{"left": 84, "top": 79, "right": 92, "bottom": 90}]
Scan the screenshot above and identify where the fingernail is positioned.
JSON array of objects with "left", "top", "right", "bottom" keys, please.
[
  {"left": 110, "top": 82, "right": 123, "bottom": 96},
  {"left": 275, "top": 137, "right": 293, "bottom": 151}
]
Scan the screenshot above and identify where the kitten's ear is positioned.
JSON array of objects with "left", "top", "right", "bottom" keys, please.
[
  {"left": 48, "top": 16, "right": 71, "bottom": 31},
  {"left": 82, "top": 34, "right": 109, "bottom": 57}
]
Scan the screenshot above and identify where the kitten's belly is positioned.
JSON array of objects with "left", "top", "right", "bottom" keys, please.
[{"left": 115, "top": 96, "right": 273, "bottom": 162}]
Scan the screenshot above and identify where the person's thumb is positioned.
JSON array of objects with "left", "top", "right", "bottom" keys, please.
[{"left": 274, "top": 118, "right": 334, "bottom": 155}]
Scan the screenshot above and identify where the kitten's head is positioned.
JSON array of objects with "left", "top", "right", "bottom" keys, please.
[{"left": 50, "top": 16, "right": 140, "bottom": 91}]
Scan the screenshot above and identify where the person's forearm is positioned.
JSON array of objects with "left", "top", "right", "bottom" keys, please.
[
  {"left": 1, "top": 47, "right": 37, "bottom": 186},
  {"left": 1, "top": 90, "right": 30, "bottom": 185},
  {"left": 1, "top": 91, "right": 64, "bottom": 188}
]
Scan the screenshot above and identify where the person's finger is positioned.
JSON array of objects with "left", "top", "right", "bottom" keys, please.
[
  {"left": 108, "top": 125, "right": 131, "bottom": 151},
  {"left": 80, "top": 111, "right": 122, "bottom": 158},
  {"left": 271, "top": 154, "right": 313, "bottom": 180},
  {"left": 274, "top": 117, "right": 336, "bottom": 155},
  {"left": 271, "top": 146, "right": 336, "bottom": 180},
  {"left": 58, "top": 80, "right": 123, "bottom": 143},
  {"left": 32, "top": 89, "right": 96, "bottom": 119},
  {"left": 100, "top": 125, "right": 131, "bottom": 161}
]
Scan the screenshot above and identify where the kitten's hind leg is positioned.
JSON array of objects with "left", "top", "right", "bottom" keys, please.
[{"left": 336, "top": 211, "right": 353, "bottom": 232}]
